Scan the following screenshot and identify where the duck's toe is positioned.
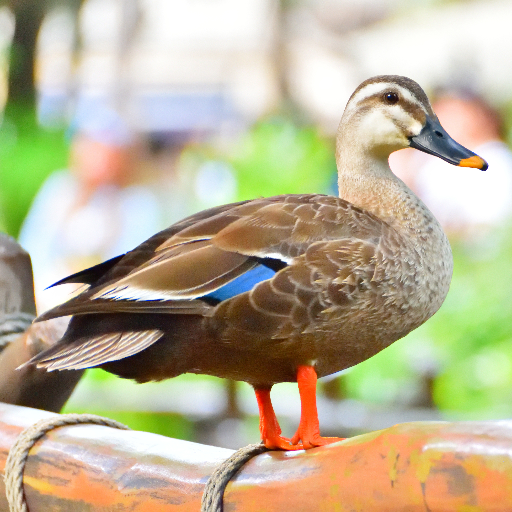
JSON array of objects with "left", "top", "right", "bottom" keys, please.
[
  {"left": 262, "top": 434, "right": 303, "bottom": 451},
  {"left": 290, "top": 428, "right": 344, "bottom": 450}
]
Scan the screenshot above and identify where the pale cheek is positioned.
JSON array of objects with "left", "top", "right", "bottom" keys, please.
[
  {"left": 360, "top": 113, "right": 409, "bottom": 149},
  {"left": 387, "top": 106, "right": 423, "bottom": 138}
]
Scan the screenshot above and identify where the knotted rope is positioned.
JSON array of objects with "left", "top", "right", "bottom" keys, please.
[{"left": 4, "top": 412, "right": 267, "bottom": 512}]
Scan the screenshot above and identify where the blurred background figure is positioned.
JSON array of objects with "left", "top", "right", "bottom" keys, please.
[
  {"left": 19, "top": 107, "right": 162, "bottom": 312},
  {"left": 391, "top": 89, "right": 512, "bottom": 241}
]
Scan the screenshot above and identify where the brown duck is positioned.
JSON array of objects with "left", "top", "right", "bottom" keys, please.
[{"left": 27, "top": 76, "right": 487, "bottom": 450}]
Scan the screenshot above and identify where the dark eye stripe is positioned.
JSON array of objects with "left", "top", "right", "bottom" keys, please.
[{"left": 356, "top": 93, "right": 426, "bottom": 124}]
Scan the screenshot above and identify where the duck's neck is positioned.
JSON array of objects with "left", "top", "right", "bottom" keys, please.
[{"left": 336, "top": 145, "right": 436, "bottom": 234}]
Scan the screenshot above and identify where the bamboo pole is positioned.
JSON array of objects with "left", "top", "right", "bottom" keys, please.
[{"left": 1, "top": 402, "right": 512, "bottom": 511}]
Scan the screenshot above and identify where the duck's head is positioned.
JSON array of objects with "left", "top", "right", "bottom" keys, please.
[{"left": 338, "top": 75, "right": 488, "bottom": 171}]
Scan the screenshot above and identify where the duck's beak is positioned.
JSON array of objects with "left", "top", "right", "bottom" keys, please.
[{"left": 409, "top": 116, "right": 488, "bottom": 171}]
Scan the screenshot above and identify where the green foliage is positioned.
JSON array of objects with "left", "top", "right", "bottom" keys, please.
[
  {"left": 64, "top": 407, "right": 195, "bottom": 440},
  {"left": 229, "top": 117, "right": 336, "bottom": 199},
  {"left": 431, "top": 233, "right": 512, "bottom": 417},
  {"left": 62, "top": 369, "right": 220, "bottom": 441},
  {"left": 0, "top": 103, "right": 68, "bottom": 236}
]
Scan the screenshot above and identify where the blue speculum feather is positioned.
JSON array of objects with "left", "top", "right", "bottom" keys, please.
[{"left": 204, "top": 264, "right": 277, "bottom": 302}]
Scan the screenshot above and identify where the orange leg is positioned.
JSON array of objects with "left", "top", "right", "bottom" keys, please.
[
  {"left": 254, "top": 387, "right": 302, "bottom": 451},
  {"left": 290, "top": 365, "right": 345, "bottom": 449}
]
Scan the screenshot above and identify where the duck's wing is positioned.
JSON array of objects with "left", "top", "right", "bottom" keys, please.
[
  {"left": 45, "top": 199, "right": 253, "bottom": 290},
  {"left": 35, "top": 199, "right": 252, "bottom": 321},
  {"left": 36, "top": 194, "right": 385, "bottom": 322}
]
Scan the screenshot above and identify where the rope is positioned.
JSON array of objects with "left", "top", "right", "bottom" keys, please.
[
  {"left": 4, "top": 413, "right": 130, "bottom": 512},
  {"left": 4, "top": 410, "right": 266, "bottom": 512},
  {"left": 201, "top": 443, "right": 269, "bottom": 512},
  {"left": 0, "top": 312, "right": 35, "bottom": 350}
]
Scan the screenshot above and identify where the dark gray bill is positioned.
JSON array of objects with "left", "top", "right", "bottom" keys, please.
[{"left": 409, "top": 116, "right": 488, "bottom": 170}]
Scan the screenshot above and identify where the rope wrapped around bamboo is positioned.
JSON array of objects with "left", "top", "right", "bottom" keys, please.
[
  {"left": 2, "top": 408, "right": 265, "bottom": 512},
  {"left": 1, "top": 402, "right": 512, "bottom": 511}
]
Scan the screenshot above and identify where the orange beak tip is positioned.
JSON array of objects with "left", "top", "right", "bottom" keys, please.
[{"left": 458, "top": 155, "right": 488, "bottom": 171}]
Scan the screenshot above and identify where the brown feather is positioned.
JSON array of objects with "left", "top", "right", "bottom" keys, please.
[
  {"left": 35, "top": 298, "right": 213, "bottom": 323},
  {"left": 91, "top": 243, "right": 256, "bottom": 301},
  {"left": 36, "top": 330, "right": 163, "bottom": 371}
]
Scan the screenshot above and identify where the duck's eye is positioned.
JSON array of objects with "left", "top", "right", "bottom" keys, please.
[{"left": 384, "top": 92, "right": 399, "bottom": 105}]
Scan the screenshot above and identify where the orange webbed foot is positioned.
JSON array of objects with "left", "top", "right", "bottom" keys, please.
[
  {"left": 255, "top": 387, "right": 303, "bottom": 451},
  {"left": 254, "top": 367, "right": 346, "bottom": 451}
]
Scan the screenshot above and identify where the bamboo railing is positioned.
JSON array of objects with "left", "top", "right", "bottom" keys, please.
[{"left": 1, "top": 402, "right": 512, "bottom": 511}]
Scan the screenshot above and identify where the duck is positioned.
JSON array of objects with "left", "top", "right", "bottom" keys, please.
[{"left": 26, "top": 75, "right": 487, "bottom": 451}]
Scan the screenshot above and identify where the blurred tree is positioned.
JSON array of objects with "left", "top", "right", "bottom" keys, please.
[
  {"left": 3, "top": 0, "right": 83, "bottom": 107},
  {"left": 5, "top": 0, "right": 45, "bottom": 106}
]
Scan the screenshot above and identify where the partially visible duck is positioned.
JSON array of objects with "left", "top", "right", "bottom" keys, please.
[{"left": 27, "top": 76, "right": 487, "bottom": 450}]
